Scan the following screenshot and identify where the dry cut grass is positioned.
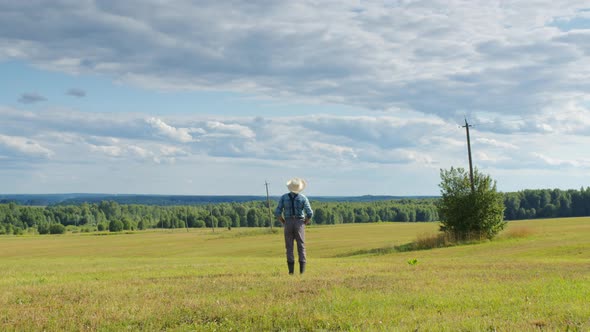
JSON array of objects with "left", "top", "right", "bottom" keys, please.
[{"left": 500, "top": 225, "right": 536, "bottom": 239}]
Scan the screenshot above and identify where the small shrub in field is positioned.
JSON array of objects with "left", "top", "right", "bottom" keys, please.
[
  {"left": 438, "top": 167, "right": 506, "bottom": 240},
  {"left": 97, "top": 223, "right": 106, "bottom": 231},
  {"left": 49, "top": 224, "right": 66, "bottom": 234}
]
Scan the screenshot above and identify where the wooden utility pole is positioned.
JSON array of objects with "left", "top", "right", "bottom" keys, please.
[
  {"left": 463, "top": 117, "right": 475, "bottom": 193},
  {"left": 265, "top": 181, "right": 273, "bottom": 230}
]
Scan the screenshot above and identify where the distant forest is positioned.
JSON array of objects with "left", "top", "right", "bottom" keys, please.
[
  {"left": 0, "top": 193, "right": 436, "bottom": 206},
  {"left": 1, "top": 187, "right": 590, "bottom": 235}
]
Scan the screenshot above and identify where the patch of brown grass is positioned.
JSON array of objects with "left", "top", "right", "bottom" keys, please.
[
  {"left": 414, "top": 232, "right": 454, "bottom": 250},
  {"left": 501, "top": 226, "right": 535, "bottom": 239}
]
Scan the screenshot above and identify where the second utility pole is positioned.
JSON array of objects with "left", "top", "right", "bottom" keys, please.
[
  {"left": 463, "top": 117, "right": 475, "bottom": 193},
  {"left": 265, "top": 181, "right": 273, "bottom": 231}
]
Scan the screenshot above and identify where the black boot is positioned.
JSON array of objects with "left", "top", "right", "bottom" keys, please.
[
  {"left": 288, "top": 262, "right": 295, "bottom": 275},
  {"left": 299, "top": 262, "right": 306, "bottom": 274}
]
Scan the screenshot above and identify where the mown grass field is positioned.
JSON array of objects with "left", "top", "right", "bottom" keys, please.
[{"left": 1, "top": 218, "right": 589, "bottom": 331}]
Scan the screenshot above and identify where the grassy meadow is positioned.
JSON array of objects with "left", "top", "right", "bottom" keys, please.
[{"left": 0, "top": 218, "right": 589, "bottom": 331}]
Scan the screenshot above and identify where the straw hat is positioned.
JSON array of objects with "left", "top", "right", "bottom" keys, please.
[{"left": 286, "top": 177, "right": 307, "bottom": 194}]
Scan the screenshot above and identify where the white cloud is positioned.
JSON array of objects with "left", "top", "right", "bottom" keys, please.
[
  {"left": 146, "top": 117, "right": 193, "bottom": 143},
  {"left": 1, "top": 1, "right": 588, "bottom": 121},
  {"left": 475, "top": 137, "right": 518, "bottom": 150},
  {"left": 204, "top": 121, "right": 255, "bottom": 139},
  {"left": 300, "top": 115, "right": 452, "bottom": 149},
  {"left": 0, "top": 134, "right": 53, "bottom": 159},
  {"left": 3, "top": 104, "right": 590, "bottom": 176},
  {"left": 530, "top": 152, "right": 584, "bottom": 168},
  {"left": 476, "top": 151, "right": 509, "bottom": 164},
  {"left": 1, "top": 103, "right": 590, "bottom": 194},
  {"left": 87, "top": 141, "right": 188, "bottom": 164},
  {"left": 308, "top": 142, "right": 358, "bottom": 161},
  {"left": 89, "top": 144, "right": 122, "bottom": 157},
  {"left": 2, "top": 2, "right": 590, "bottom": 193},
  {"left": 358, "top": 147, "right": 435, "bottom": 165},
  {"left": 127, "top": 145, "right": 151, "bottom": 159}
]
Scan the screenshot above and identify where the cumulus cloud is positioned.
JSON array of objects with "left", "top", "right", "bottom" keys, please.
[
  {"left": 308, "top": 142, "right": 358, "bottom": 161},
  {"left": 146, "top": 117, "right": 193, "bottom": 143},
  {"left": 1, "top": 1, "right": 589, "bottom": 123},
  {"left": 4, "top": 105, "right": 590, "bottom": 174},
  {"left": 0, "top": 106, "right": 454, "bottom": 166},
  {"left": 88, "top": 144, "right": 122, "bottom": 157},
  {"left": 1, "top": 2, "right": 590, "bottom": 193},
  {"left": 204, "top": 121, "right": 255, "bottom": 139},
  {"left": 530, "top": 152, "right": 583, "bottom": 168},
  {"left": 300, "top": 115, "right": 452, "bottom": 149},
  {"left": 88, "top": 142, "right": 187, "bottom": 164},
  {"left": 475, "top": 138, "right": 518, "bottom": 150},
  {"left": 3, "top": 101, "right": 590, "bottom": 195},
  {"left": 18, "top": 92, "right": 47, "bottom": 104},
  {"left": 0, "top": 134, "right": 53, "bottom": 159}
]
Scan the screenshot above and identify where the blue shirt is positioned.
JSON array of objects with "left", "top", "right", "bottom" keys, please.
[{"left": 275, "top": 192, "right": 313, "bottom": 220}]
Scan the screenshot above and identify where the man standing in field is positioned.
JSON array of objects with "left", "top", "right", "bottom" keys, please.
[{"left": 275, "top": 177, "right": 313, "bottom": 275}]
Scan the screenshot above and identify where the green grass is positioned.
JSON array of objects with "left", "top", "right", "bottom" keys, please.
[{"left": 1, "top": 218, "right": 589, "bottom": 331}]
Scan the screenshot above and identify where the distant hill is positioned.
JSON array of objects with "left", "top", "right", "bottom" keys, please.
[{"left": 0, "top": 193, "right": 438, "bottom": 206}]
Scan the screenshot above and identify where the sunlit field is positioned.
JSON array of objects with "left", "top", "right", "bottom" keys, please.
[{"left": 1, "top": 218, "right": 589, "bottom": 331}]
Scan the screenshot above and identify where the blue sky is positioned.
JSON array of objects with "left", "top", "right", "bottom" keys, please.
[{"left": 1, "top": 1, "right": 590, "bottom": 196}]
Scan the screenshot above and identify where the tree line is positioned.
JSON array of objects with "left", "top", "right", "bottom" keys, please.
[
  {"left": 503, "top": 187, "right": 590, "bottom": 220},
  {"left": 0, "top": 198, "right": 438, "bottom": 235},
  {"left": 1, "top": 187, "right": 589, "bottom": 235}
]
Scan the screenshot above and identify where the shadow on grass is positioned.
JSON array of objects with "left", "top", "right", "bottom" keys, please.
[
  {"left": 337, "top": 228, "right": 536, "bottom": 257},
  {"left": 92, "top": 231, "right": 137, "bottom": 236},
  {"left": 207, "top": 228, "right": 280, "bottom": 239},
  {"left": 335, "top": 242, "right": 447, "bottom": 257},
  {"left": 335, "top": 232, "right": 494, "bottom": 257}
]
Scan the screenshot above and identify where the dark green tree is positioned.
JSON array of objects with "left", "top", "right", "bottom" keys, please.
[
  {"left": 137, "top": 219, "right": 146, "bottom": 230},
  {"left": 437, "top": 167, "right": 506, "bottom": 240},
  {"left": 314, "top": 208, "right": 327, "bottom": 224},
  {"left": 246, "top": 209, "right": 258, "bottom": 227},
  {"left": 121, "top": 217, "right": 132, "bottom": 230},
  {"left": 204, "top": 215, "right": 218, "bottom": 228},
  {"left": 109, "top": 219, "right": 124, "bottom": 232}
]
